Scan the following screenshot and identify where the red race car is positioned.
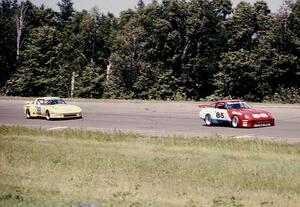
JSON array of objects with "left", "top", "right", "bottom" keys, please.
[{"left": 198, "top": 100, "right": 275, "bottom": 128}]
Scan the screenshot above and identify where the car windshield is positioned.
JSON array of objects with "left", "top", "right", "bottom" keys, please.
[
  {"left": 46, "top": 99, "right": 66, "bottom": 105},
  {"left": 227, "top": 102, "right": 251, "bottom": 109}
]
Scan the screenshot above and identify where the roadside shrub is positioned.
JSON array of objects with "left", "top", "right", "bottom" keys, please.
[
  {"left": 269, "top": 86, "right": 300, "bottom": 104},
  {"left": 212, "top": 196, "right": 244, "bottom": 207}
]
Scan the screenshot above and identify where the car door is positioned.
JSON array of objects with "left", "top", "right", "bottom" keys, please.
[
  {"left": 39, "top": 99, "right": 46, "bottom": 116},
  {"left": 35, "top": 99, "right": 45, "bottom": 116},
  {"left": 213, "top": 102, "right": 231, "bottom": 124}
]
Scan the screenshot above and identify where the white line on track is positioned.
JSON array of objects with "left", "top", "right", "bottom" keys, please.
[
  {"left": 47, "top": 126, "right": 69, "bottom": 131},
  {"left": 234, "top": 134, "right": 256, "bottom": 139}
]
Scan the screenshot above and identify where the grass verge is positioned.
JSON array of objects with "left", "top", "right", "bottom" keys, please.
[{"left": 1, "top": 126, "right": 300, "bottom": 207}]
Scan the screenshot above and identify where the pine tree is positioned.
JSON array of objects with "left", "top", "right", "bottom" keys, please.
[
  {"left": 137, "top": 0, "right": 145, "bottom": 10},
  {"left": 76, "top": 60, "right": 105, "bottom": 98},
  {"left": 5, "top": 26, "right": 61, "bottom": 96},
  {"left": 151, "top": 0, "right": 159, "bottom": 6},
  {"left": 58, "top": 0, "right": 74, "bottom": 21},
  {"left": 0, "top": 0, "right": 17, "bottom": 89}
]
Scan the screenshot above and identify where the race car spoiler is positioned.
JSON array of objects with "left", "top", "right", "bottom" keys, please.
[
  {"left": 25, "top": 101, "right": 34, "bottom": 105},
  {"left": 198, "top": 104, "right": 211, "bottom": 108}
]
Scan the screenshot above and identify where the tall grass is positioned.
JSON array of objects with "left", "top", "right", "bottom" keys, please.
[{"left": 1, "top": 126, "right": 300, "bottom": 207}]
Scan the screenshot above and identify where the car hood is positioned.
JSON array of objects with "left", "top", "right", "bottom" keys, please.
[
  {"left": 236, "top": 108, "right": 267, "bottom": 114},
  {"left": 231, "top": 108, "right": 273, "bottom": 117},
  {"left": 47, "top": 104, "right": 81, "bottom": 113}
]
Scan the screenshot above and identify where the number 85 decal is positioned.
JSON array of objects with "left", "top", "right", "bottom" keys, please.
[{"left": 216, "top": 112, "right": 225, "bottom": 119}]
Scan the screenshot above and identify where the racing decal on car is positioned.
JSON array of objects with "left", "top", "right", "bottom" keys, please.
[
  {"left": 199, "top": 107, "right": 232, "bottom": 125},
  {"left": 216, "top": 112, "right": 225, "bottom": 119},
  {"left": 36, "top": 106, "right": 41, "bottom": 115}
]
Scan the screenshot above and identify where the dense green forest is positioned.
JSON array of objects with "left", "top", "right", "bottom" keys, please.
[{"left": 0, "top": 0, "right": 299, "bottom": 102}]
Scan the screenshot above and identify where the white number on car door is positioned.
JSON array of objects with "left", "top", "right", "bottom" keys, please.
[
  {"left": 214, "top": 102, "right": 230, "bottom": 121},
  {"left": 35, "top": 99, "right": 45, "bottom": 115}
]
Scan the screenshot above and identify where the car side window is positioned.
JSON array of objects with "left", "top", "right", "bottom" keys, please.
[
  {"left": 224, "top": 103, "right": 229, "bottom": 109},
  {"left": 37, "top": 99, "right": 45, "bottom": 105},
  {"left": 216, "top": 103, "right": 226, "bottom": 109}
]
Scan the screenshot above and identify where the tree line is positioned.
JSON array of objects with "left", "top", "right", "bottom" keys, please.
[{"left": 0, "top": 0, "right": 299, "bottom": 103}]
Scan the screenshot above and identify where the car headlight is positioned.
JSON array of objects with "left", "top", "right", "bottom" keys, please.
[{"left": 232, "top": 111, "right": 243, "bottom": 116}]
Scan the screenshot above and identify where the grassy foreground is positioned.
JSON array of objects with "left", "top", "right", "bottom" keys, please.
[{"left": 0, "top": 126, "right": 300, "bottom": 207}]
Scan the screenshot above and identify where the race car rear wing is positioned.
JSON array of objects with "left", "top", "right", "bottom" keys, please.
[
  {"left": 25, "top": 101, "right": 34, "bottom": 105},
  {"left": 198, "top": 104, "right": 212, "bottom": 108}
]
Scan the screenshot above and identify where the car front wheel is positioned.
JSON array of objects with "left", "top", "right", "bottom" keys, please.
[
  {"left": 45, "top": 111, "right": 51, "bottom": 120},
  {"left": 26, "top": 109, "right": 31, "bottom": 119},
  {"left": 205, "top": 114, "right": 212, "bottom": 126},
  {"left": 232, "top": 116, "right": 239, "bottom": 128}
]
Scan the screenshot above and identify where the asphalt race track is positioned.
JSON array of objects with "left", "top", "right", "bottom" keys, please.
[{"left": 1, "top": 98, "right": 300, "bottom": 143}]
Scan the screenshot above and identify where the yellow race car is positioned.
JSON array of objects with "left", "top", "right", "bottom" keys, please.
[{"left": 24, "top": 97, "right": 82, "bottom": 120}]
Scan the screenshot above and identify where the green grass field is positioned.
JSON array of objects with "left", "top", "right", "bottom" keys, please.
[{"left": 1, "top": 126, "right": 300, "bottom": 207}]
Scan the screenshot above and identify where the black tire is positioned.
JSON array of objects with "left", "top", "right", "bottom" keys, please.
[
  {"left": 45, "top": 111, "right": 51, "bottom": 120},
  {"left": 26, "top": 109, "right": 31, "bottom": 119},
  {"left": 231, "top": 116, "right": 239, "bottom": 128},
  {"left": 205, "top": 114, "right": 212, "bottom": 126}
]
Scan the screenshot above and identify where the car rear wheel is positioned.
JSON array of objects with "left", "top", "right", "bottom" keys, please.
[
  {"left": 232, "top": 116, "right": 239, "bottom": 128},
  {"left": 26, "top": 109, "right": 31, "bottom": 119},
  {"left": 205, "top": 114, "right": 212, "bottom": 126},
  {"left": 45, "top": 111, "right": 51, "bottom": 120}
]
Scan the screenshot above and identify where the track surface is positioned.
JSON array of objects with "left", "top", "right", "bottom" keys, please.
[{"left": 1, "top": 98, "right": 300, "bottom": 142}]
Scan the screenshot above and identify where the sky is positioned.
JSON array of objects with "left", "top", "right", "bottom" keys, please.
[{"left": 28, "top": 0, "right": 284, "bottom": 15}]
